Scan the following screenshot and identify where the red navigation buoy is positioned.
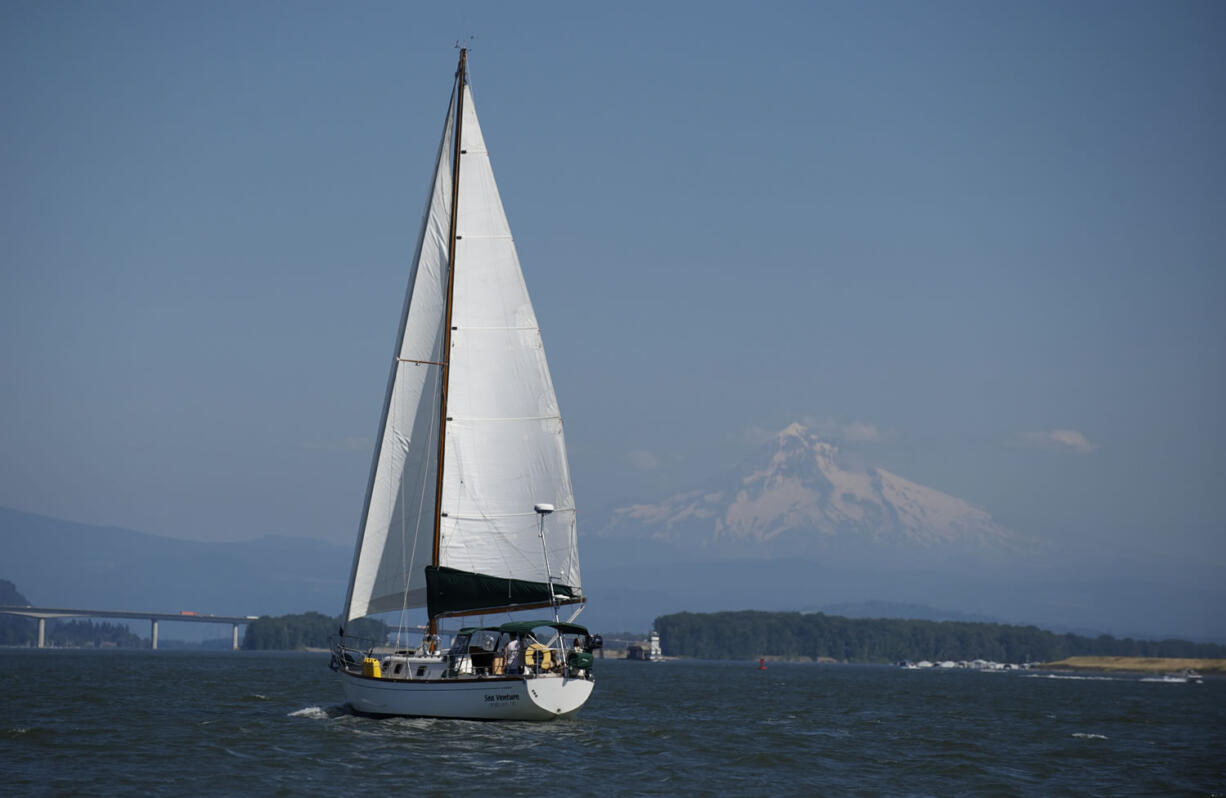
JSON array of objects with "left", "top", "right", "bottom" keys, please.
[{"left": 759, "top": 658, "right": 767, "bottom": 670}]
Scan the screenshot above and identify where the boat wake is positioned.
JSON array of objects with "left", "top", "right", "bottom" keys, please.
[{"left": 288, "top": 706, "right": 344, "bottom": 720}]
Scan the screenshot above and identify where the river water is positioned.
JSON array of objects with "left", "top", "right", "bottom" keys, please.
[{"left": 2, "top": 650, "right": 1223, "bottom": 795}]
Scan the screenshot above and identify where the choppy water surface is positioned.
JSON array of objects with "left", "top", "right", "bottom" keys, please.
[{"left": 2, "top": 650, "right": 1223, "bottom": 795}]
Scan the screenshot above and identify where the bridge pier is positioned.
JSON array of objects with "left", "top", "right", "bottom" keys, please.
[
  {"left": 38, "top": 618, "right": 45, "bottom": 649},
  {"left": 150, "top": 619, "right": 159, "bottom": 650},
  {"left": 232, "top": 623, "right": 239, "bottom": 651}
]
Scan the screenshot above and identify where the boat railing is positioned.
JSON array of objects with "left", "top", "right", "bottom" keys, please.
[
  {"left": 329, "top": 634, "right": 378, "bottom": 674},
  {"left": 330, "top": 632, "right": 595, "bottom": 681}
]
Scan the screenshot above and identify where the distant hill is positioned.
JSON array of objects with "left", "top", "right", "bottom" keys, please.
[
  {"left": 0, "top": 579, "right": 27, "bottom": 606},
  {"left": 0, "top": 507, "right": 348, "bottom": 618},
  {"left": 0, "top": 579, "right": 36, "bottom": 644}
]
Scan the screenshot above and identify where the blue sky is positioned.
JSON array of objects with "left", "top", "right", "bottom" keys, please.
[{"left": 2, "top": 1, "right": 1222, "bottom": 568}]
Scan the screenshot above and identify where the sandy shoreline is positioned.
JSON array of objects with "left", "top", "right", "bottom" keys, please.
[{"left": 1040, "top": 656, "right": 1226, "bottom": 674}]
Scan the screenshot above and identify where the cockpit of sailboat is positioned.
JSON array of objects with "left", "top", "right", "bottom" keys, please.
[{"left": 332, "top": 620, "right": 601, "bottom": 683}]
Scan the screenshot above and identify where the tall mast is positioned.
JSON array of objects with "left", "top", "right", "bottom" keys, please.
[{"left": 429, "top": 48, "right": 466, "bottom": 636}]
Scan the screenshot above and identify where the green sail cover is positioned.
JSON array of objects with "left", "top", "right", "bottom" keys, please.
[{"left": 425, "top": 565, "right": 577, "bottom": 618}]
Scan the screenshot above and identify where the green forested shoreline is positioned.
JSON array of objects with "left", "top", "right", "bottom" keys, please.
[
  {"left": 241, "top": 612, "right": 387, "bottom": 650},
  {"left": 654, "top": 611, "right": 1226, "bottom": 663}
]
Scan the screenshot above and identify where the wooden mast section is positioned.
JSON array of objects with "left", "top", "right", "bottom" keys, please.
[{"left": 429, "top": 48, "right": 467, "bottom": 638}]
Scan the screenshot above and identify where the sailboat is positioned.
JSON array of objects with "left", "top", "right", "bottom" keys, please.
[{"left": 330, "top": 49, "right": 598, "bottom": 720}]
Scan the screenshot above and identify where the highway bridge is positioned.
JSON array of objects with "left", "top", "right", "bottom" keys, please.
[{"left": 0, "top": 605, "right": 259, "bottom": 650}]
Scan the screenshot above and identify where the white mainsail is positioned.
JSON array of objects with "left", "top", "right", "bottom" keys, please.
[{"left": 343, "top": 80, "right": 580, "bottom": 624}]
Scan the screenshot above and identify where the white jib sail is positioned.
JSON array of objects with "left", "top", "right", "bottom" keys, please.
[
  {"left": 439, "top": 84, "right": 581, "bottom": 598},
  {"left": 343, "top": 94, "right": 455, "bottom": 623}
]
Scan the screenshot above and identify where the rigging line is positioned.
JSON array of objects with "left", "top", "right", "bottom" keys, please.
[
  {"left": 449, "top": 326, "right": 538, "bottom": 331},
  {"left": 398, "top": 363, "right": 442, "bottom": 645},
  {"left": 447, "top": 415, "right": 562, "bottom": 423},
  {"left": 442, "top": 508, "right": 574, "bottom": 520},
  {"left": 395, "top": 412, "right": 408, "bottom": 649}
]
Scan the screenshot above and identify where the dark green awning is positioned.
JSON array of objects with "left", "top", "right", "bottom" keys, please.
[
  {"left": 425, "top": 565, "right": 578, "bottom": 619},
  {"left": 458, "top": 620, "right": 590, "bottom": 636}
]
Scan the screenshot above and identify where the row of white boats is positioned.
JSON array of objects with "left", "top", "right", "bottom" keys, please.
[
  {"left": 898, "top": 660, "right": 1205, "bottom": 682},
  {"left": 899, "top": 659, "right": 1034, "bottom": 671},
  {"left": 1140, "top": 670, "right": 1205, "bottom": 683}
]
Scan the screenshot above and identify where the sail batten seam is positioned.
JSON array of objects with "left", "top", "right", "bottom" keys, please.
[
  {"left": 452, "top": 326, "right": 538, "bottom": 331},
  {"left": 448, "top": 415, "right": 561, "bottom": 423},
  {"left": 442, "top": 508, "right": 575, "bottom": 520}
]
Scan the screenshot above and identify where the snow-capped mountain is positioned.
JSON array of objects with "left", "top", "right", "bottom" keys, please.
[{"left": 597, "top": 423, "right": 1015, "bottom": 556}]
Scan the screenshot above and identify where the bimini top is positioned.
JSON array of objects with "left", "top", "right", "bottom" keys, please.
[{"left": 458, "top": 620, "right": 589, "bottom": 636}]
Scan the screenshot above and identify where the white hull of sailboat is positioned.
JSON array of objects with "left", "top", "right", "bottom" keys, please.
[{"left": 340, "top": 671, "right": 594, "bottom": 721}]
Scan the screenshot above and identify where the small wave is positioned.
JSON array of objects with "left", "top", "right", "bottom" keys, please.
[
  {"left": 1072, "top": 733, "right": 1108, "bottom": 740},
  {"left": 288, "top": 706, "right": 331, "bottom": 720},
  {"left": 243, "top": 693, "right": 270, "bottom": 701}
]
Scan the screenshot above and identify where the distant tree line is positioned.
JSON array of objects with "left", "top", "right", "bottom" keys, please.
[
  {"left": 46, "top": 619, "right": 144, "bottom": 648},
  {"left": 242, "top": 612, "right": 387, "bottom": 650},
  {"left": 654, "top": 611, "right": 1226, "bottom": 663}
]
